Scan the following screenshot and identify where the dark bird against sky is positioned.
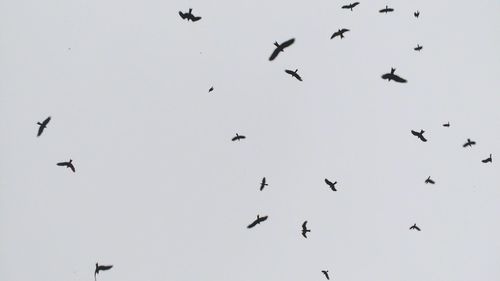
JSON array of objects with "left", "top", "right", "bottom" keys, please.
[
  {"left": 463, "top": 138, "right": 476, "bottom": 148},
  {"left": 341, "top": 2, "right": 360, "bottom": 11},
  {"left": 414, "top": 44, "right": 423, "bottom": 51},
  {"left": 247, "top": 215, "right": 268, "bottom": 229},
  {"left": 331, "top": 28, "right": 350, "bottom": 39},
  {"left": 301, "top": 221, "right": 311, "bottom": 238},
  {"left": 411, "top": 130, "right": 427, "bottom": 142},
  {"left": 36, "top": 116, "right": 51, "bottom": 137},
  {"left": 208, "top": 86, "right": 214, "bottom": 93},
  {"left": 425, "top": 176, "right": 435, "bottom": 184},
  {"left": 94, "top": 263, "right": 113, "bottom": 281},
  {"left": 232, "top": 133, "right": 246, "bottom": 141},
  {"left": 57, "top": 159, "right": 75, "bottom": 173},
  {"left": 443, "top": 122, "right": 450, "bottom": 127},
  {"left": 324, "top": 178, "right": 337, "bottom": 191},
  {"left": 285, "top": 69, "right": 303, "bottom": 81},
  {"left": 260, "top": 177, "right": 268, "bottom": 191},
  {"left": 482, "top": 154, "right": 492, "bottom": 163},
  {"left": 409, "top": 224, "right": 421, "bottom": 231},
  {"left": 414, "top": 11, "right": 420, "bottom": 18},
  {"left": 381, "top": 68, "right": 407, "bottom": 83},
  {"left": 379, "top": 5, "right": 394, "bottom": 13},
  {"left": 269, "top": 38, "right": 295, "bottom": 61},
  {"left": 179, "top": 8, "right": 202, "bottom": 22},
  {"left": 322, "top": 270, "right": 330, "bottom": 280}
]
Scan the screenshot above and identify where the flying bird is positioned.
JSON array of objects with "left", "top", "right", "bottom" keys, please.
[
  {"left": 260, "top": 177, "right": 268, "bottom": 191},
  {"left": 341, "top": 2, "right": 359, "bottom": 11},
  {"left": 36, "top": 116, "right": 51, "bottom": 137},
  {"left": 269, "top": 38, "right": 295, "bottom": 61},
  {"left": 409, "top": 224, "right": 421, "bottom": 231},
  {"left": 94, "top": 263, "right": 113, "bottom": 281},
  {"left": 208, "top": 86, "right": 214, "bottom": 93},
  {"left": 324, "top": 178, "right": 337, "bottom": 191},
  {"left": 179, "top": 8, "right": 202, "bottom": 22},
  {"left": 411, "top": 130, "right": 427, "bottom": 142},
  {"left": 463, "top": 138, "right": 476, "bottom": 148},
  {"left": 381, "top": 68, "right": 407, "bottom": 83},
  {"left": 414, "top": 44, "right": 423, "bottom": 51},
  {"left": 321, "top": 270, "right": 330, "bottom": 280},
  {"left": 232, "top": 133, "right": 246, "bottom": 141},
  {"left": 425, "top": 176, "right": 435, "bottom": 184},
  {"left": 414, "top": 11, "right": 420, "bottom": 18},
  {"left": 330, "top": 28, "right": 350, "bottom": 39},
  {"left": 301, "top": 221, "right": 311, "bottom": 238},
  {"left": 285, "top": 69, "right": 303, "bottom": 81},
  {"left": 247, "top": 215, "right": 268, "bottom": 229},
  {"left": 57, "top": 159, "right": 75, "bottom": 172},
  {"left": 482, "top": 154, "right": 492, "bottom": 163},
  {"left": 443, "top": 122, "right": 450, "bottom": 127},
  {"left": 379, "top": 5, "right": 394, "bottom": 13}
]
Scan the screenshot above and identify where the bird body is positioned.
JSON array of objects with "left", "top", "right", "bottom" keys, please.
[
  {"left": 482, "top": 154, "right": 492, "bottom": 163},
  {"left": 179, "top": 8, "right": 202, "bottom": 22},
  {"left": 301, "top": 221, "right": 311, "bottom": 238},
  {"left": 322, "top": 270, "right": 330, "bottom": 280},
  {"left": 342, "top": 2, "right": 359, "bottom": 10},
  {"left": 331, "top": 28, "right": 349, "bottom": 39},
  {"left": 37, "top": 116, "right": 51, "bottom": 137},
  {"left": 94, "top": 263, "right": 113, "bottom": 281},
  {"left": 324, "top": 178, "right": 337, "bottom": 191},
  {"left": 463, "top": 138, "right": 476, "bottom": 148},
  {"left": 285, "top": 69, "right": 303, "bottom": 81},
  {"left": 409, "top": 224, "right": 421, "bottom": 231},
  {"left": 57, "top": 159, "right": 75, "bottom": 172},
  {"left": 381, "top": 68, "right": 407, "bottom": 83},
  {"left": 425, "top": 176, "right": 435, "bottom": 184},
  {"left": 411, "top": 130, "right": 427, "bottom": 142},
  {"left": 247, "top": 215, "right": 268, "bottom": 228},
  {"left": 260, "top": 177, "right": 268, "bottom": 191},
  {"left": 269, "top": 38, "right": 295, "bottom": 61},
  {"left": 232, "top": 133, "right": 246, "bottom": 141},
  {"left": 379, "top": 5, "right": 394, "bottom": 13}
]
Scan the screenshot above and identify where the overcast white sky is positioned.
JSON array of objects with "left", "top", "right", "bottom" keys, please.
[{"left": 1, "top": 0, "right": 500, "bottom": 280}]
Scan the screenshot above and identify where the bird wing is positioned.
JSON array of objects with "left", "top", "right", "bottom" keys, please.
[
  {"left": 419, "top": 135, "right": 427, "bottom": 142},
  {"left": 352, "top": 2, "right": 359, "bottom": 7},
  {"left": 231, "top": 136, "right": 238, "bottom": 141},
  {"left": 341, "top": 28, "right": 350, "bottom": 33},
  {"left": 330, "top": 31, "right": 339, "bottom": 39},
  {"left": 341, "top": 4, "right": 350, "bottom": 9},
  {"left": 269, "top": 48, "right": 281, "bottom": 61},
  {"left": 99, "top": 265, "right": 113, "bottom": 271},
  {"left": 69, "top": 164, "right": 76, "bottom": 172},
  {"left": 247, "top": 219, "right": 258, "bottom": 228},
  {"left": 239, "top": 135, "right": 246, "bottom": 139},
  {"left": 381, "top": 73, "right": 392, "bottom": 80},
  {"left": 463, "top": 142, "right": 468, "bottom": 147},
  {"left": 302, "top": 221, "right": 308, "bottom": 229},
  {"left": 411, "top": 130, "right": 418, "bottom": 136},
  {"left": 259, "top": 216, "right": 268, "bottom": 222},
  {"left": 392, "top": 75, "right": 407, "bottom": 83},
  {"left": 285, "top": 69, "right": 294, "bottom": 75},
  {"left": 42, "top": 116, "right": 51, "bottom": 126},
  {"left": 57, "top": 162, "right": 68, "bottom": 166},
  {"left": 280, "top": 38, "right": 295, "bottom": 49},
  {"left": 295, "top": 74, "right": 302, "bottom": 81},
  {"left": 302, "top": 231, "right": 308, "bottom": 238},
  {"left": 191, "top": 16, "right": 202, "bottom": 22},
  {"left": 37, "top": 126, "right": 44, "bottom": 137},
  {"left": 179, "top": 11, "right": 187, "bottom": 19}
]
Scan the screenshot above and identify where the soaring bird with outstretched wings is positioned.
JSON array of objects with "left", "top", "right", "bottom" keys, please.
[
  {"left": 232, "top": 133, "right": 246, "bottom": 141},
  {"left": 322, "top": 270, "right": 330, "bottom": 280},
  {"left": 411, "top": 130, "right": 427, "bottom": 142},
  {"left": 341, "top": 2, "right": 359, "bottom": 11},
  {"left": 57, "top": 159, "right": 75, "bottom": 172},
  {"left": 324, "top": 178, "right": 337, "bottom": 191},
  {"left": 414, "top": 44, "right": 423, "bottom": 51},
  {"left": 463, "top": 138, "right": 476, "bottom": 148},
  {"left": 381, "top": 68, "right": 407, "bottom": 83},
  {"left": 94, "top": 263, "right": 113, "bottom": 281},
  {"left": 379, "top": 5, "right": 394, "bottom": 13},
  {"left": 482, "top": 154, "right": 492, "bottom": 163},
  {"left": 285, "top": 69, "right": 303, "bottom": 81},
  {"left": 301, "top": 221, "right": 311, "bottom": 238},
  {"left": 247, "top": 215, "right": 268, "bottom": 228},
  {"left": 179, "top": 8, "right": 202, "bottom": 22},
  {"left": 331, "top": 28, "right": 350, "bottom": 39},
  {"left": 37, "top": 116, "right": 51, "bottom": 137},
  {"left": 409, "top": 224, "right": 421, "bottom": 231},
  {"left": 414, "top": 11, "right": 420, "bottom": 18},
  {"left": 269, "top": 38, "right": 295, "bottom": 61},
  {"left": 260, "top": 177, "right": 268, "bottom": 191},
  {"left": 443, "top": 122, "right": 450, "bottom": 127},
  {"left": 425, "top": 176, "right": 435, "bottom": 184}
]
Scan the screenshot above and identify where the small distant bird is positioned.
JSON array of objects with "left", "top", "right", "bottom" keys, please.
[
  {"left": 260, "top": 177, "right": 268, "bottom": 191},
  {"left": 208, "top": 86, "right": 214, "bottom": 93},
  {"left": 379, "top": 5, "right": 394, "bottom": 13},
  {"left": 179, "top": 8, "right": 202, "bottom": 22},
  {"left": 425, "top": 176, "right": 435, "bottom": 184},
  {"left": 36, "top": 116, "right": 51, "bottom": 137},
  {"left": 301, "top": 221, "right": 311, "bottom": 238},
  {"left": 330, "top": 28, "right": 350, "bottom": 39},
  {"left": 247, "top": 215, "right": 268, "bottom": 229},
  {"left": 414, "top": 11, "right": 420, "bottom": 18},
  {"left": 409, "top": 224, "right": 421, "bottom": 231},
  {"left": 463, "top": 138, "right": 476, "bottom": 148},
  {"left": 341, "top": 2, "right": 360, "bottom": 11},
  {"left": 321, "top": 270, "right": 330, "bottom": 280},
  {"left": 482, "top": 154, "right": 492, "bottom": 163},
  {"left": 381, "top": 68, "right": 407, "bottom": 83},
  {"left": 324, "top": 178, "right": 337, "bottom": 191},
  {"left": 414, "top": 44, "right": 423, "bottom": 51},
  {"left": 285, "top": 69, "right": 303, "bottom": 81},
  {"left": 443, "top": 122, "right": 450, "bottom": 127},
  {"left": 232, "top": 133, "right": 246, "bottom": 141},
  {"left": 57, "top": 159, "right": 75, "bottom": 173},
  {"left": 94, "top": 263, "right": 113, "bottom": 281},
  {"left": 269, "top": 38, "right": 295, "bottom": 61},
  {"left": 411, "top": 130, "right": 427, "bottom": 142}
]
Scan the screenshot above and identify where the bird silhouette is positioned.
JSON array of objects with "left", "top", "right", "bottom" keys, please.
[
  {"left": 414, "top": 11, "right": 420, "bottom": 18},
  {"left": 57, "top": 159, "right": 75, "bottom": 172},
  {"left": 414, "top": 44, "right": 423, "bottom": 51},
  {"left": 411, "top": 130, "right": 427, "bottom": 142},
  {"left": 36, "top": 116, "right": 51, "bottom": 137},
  {"left": 232, "top": 133, "right": 246, "bottom": 141},
  {"left": 94, "top": 263, "right": 113, "bottom": 281},
  {"left": 341, "top": 2, "right": 359, "bottom": 11},
  {"left": 443, "top": 122, "right": 450, "bottom": 127},
  {"left": 425, "top": 176, "right": 435, "bottom": 184},
  {"left": 208, "top": 86, "right": 214, "bottom": 93},
  {"left": 409, "top": 224, "right": 421, "bottom": 231},
  {"left": 179, "top": 8, "right": 202, "bottom": 22},
  {"left": 285, "top": 69, "right": 303, "bottom": 81},
  {"left": 482, "top": 154, "right": 492, "bottom": 163},
  {"left": 379, "top": 5, "right": 394, "bottom": 13},
  {"left": 247, "top": 215, "right": 268, "bottom": 228},
  {"left": 260, "top": 177, "right": 268, "bottom": 191},
  {"left": 324, "top": 178, "right": 337, "bottom": 191},
  {"left": 301, "top": 221, "right": 311, "bottom": 238},
  {"left": 321, "top": 270, "right": 330, "bottom": 280},
  {"left": 269, "top": 38, "right": 295, "bottom": 61},
  {"left": 330, "top": 28, "right": 350, "bottom": 39},
  {"left": 463, "top": 138, "right": 476, "bottom": 148},
  {"left": 381, "top": 68, "right": 407, "bottom": 83}
]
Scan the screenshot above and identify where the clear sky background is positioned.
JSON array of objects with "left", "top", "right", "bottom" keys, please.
[{"left": 1, "top": 0, "right": 500, "bottom": 281}]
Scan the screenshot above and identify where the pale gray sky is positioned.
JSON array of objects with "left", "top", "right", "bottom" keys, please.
[{"left": 1, "top": 0, "right": 500, "bottom": 281}]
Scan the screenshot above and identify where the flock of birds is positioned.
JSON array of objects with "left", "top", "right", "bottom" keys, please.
[{"left": 31, "top": 2, "right": 494, "bottom": 280}]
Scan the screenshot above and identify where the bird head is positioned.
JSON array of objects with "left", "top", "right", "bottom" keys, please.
[{"left": 391, "top": 68, "right": 396, "bottom": 74}]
